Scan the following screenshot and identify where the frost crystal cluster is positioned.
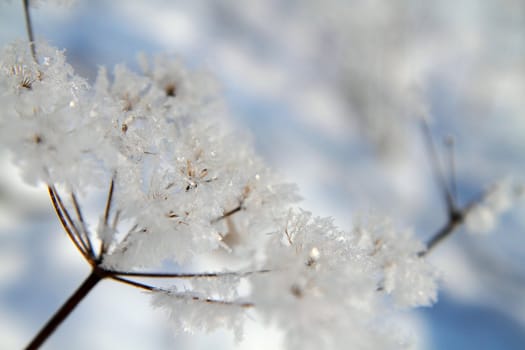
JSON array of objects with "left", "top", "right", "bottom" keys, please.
[{"left": 1, "top": 41, "right": 439, "bottom": 349}]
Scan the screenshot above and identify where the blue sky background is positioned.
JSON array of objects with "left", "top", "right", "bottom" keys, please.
[{"left": 1, "top": 1, "right": 524, "bottom": 349}]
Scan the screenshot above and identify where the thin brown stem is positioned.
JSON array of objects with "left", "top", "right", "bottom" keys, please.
[
  {"left": 25, "top": 269, "right": 104, "bottom": 350},
  {"left": 103, "top": 177, "right": 115, "bottom": 227},
  {"left": 99, "top": 177, "right": 115, "bottom": 257},
  {"left": 445, "top": 136, "right": 458, "bottom": 204},
  {"left": 419, "top": 211, "right": 464, "bottom": 257},
  {"left": 52, "top": 187, "right": 92, "bottom": 258},
  {"left": 70, "top": 192, "right": 95, "bottom": 257},
  {"left": 212, "top": 204, "right": 242, "bottom": 223},
  {"left": 110, "top": 276, "right": 254, "bottom": 308},
  {"left": 110, "top": 275, "right": 156, "bottom": 291},
  {"left": 109, "top": 269, "right": 271, "bottom": 279},
  {"left": 420, "top": 188, "right": 493, "bottom": 257},
  {"left": 422, "top": 121, "right": 456, "bottom": 214},
  {"left": 22, "top": 0, "right": 37, "bottom": 62},
  {"left": 48, "top": 186, "right": 91, "bottom": 263}
]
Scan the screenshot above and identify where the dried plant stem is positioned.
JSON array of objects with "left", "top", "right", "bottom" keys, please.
[
  {"left": 420, "top": 186, "right": 493, "bottom": 257},
  {"left": 99, "top": 177, "right": 115, "bottom": 258},
  {"left": 31, "top": 182, "right": 259, "bottom": 348},
  {"left": 109, "top": 269, "right": 271, "bottom": 279},
  {"left": 212, "top": 204, "right": 242, "bottom": 223},
  {"left": 25, "top": 269, "right": 105, "bottom": 350},
  {"left": 48, "top": 186, "right": 92, "bottom": 263},
  {"left": 109, "top": 276, "right": 254, "bottom": 307},
  {"left": 22, "top": 0, "right": 37, "bottom": 62},
  {"left": 419, "top": 211, "right": 464, "bottom": 257},
  {"left": 71, "top": 192, "right": 96, "bottom": 257},
  {"left": 421, "top": 121, "right": 456, "bottom": 214},
  {"left": 417, "top": 123, "right": 485, "bottom": 257}
]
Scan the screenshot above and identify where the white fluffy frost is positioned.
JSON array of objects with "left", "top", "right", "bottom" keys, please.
[{"left": 0, "top": 41, "right": 439, "bottom": 349}]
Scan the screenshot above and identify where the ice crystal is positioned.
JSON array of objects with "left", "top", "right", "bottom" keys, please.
[
  {"left": 1, "top": 40, "right": 442, "bottom": 349},
  {"left": 248, "top": 209, "right": 436, "bottom": 349},
  {"left": 353, "top": 215, "right": 438, "bottom": 307}
]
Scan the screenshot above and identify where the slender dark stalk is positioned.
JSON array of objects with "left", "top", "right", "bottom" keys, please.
[
  {"left": 419, "top": 210, "right": 464, "bottom": 257},
  {"left": 103, "top": 177, "right": 115, "bottom": 227},
  {"left": 48, "top": 186, "right": 91, "bottom": 262},
  {"left": 22, "top": 0, "right": 37, "bottom": 62},
  {"left": 110, "top": 276, "right": 254, "bottom": 308},
  {"left": 25, "top": 270, "right": 105, "bottom": 350},
  {"left": 419, "top": 186, "right": 493, "bottom": 257},
  {"left": 109, "top": 275, "right": 156, "bottom": 291},
  {"left": 445, "top": 137, "right": 458, "bottom": 204},
  {"left": 71, "top": 192, "right": 96, "bottom": 257},
  {"left": 212, "top": 204, "right": 242, "bottom": 223},
  {"left": 421, "top": 121, "right": 456, "bottom": 213},
  {"left": 417, "top": 124, "right": 472, "bottom": 257},
  {"left": 109, "top": 269, "right": 271, "bottom": 278},
  {"left": 99, "top": 177, "right": 115, "bottom": 257},
  {"left": 52, "top": 187, "right": 92, "bottom": 257}
]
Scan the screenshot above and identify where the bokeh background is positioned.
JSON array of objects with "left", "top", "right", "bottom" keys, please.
[{"left": 1, "top": 0, "right": 525, "bottom": 349}]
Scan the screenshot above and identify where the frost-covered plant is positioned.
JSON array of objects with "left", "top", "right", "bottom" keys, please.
[{"left": 1, "top": 2, "right": 519, "bottom": 350}]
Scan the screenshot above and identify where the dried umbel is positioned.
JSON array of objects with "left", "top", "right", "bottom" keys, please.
[
  {"left": 0, "top": 39, "right": 442, "bottom": 350},
  {"left": 2, "top": 1, "right": 518, "bottom": 350}
]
